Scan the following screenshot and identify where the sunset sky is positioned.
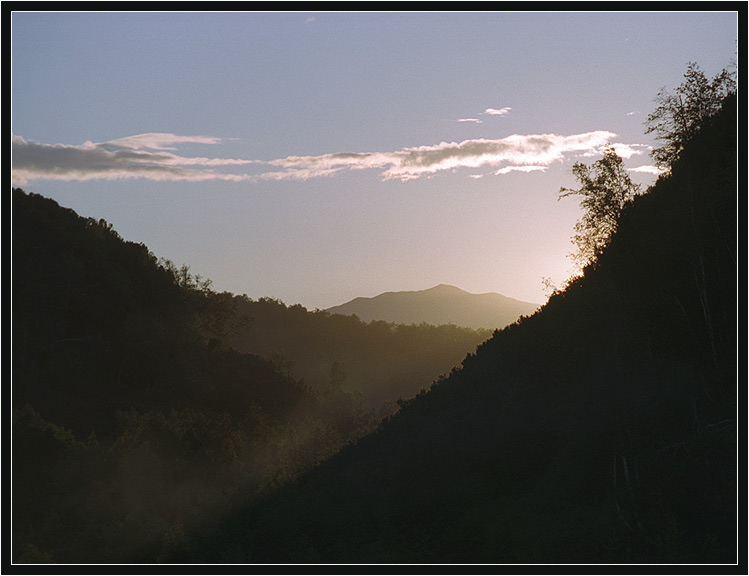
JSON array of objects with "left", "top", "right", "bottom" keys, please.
[{"left": 11, "top": 11, "right": 738, "bottom": 310}]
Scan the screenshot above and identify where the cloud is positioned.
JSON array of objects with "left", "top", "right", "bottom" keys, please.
[
  {"left": 627, "top": 165, "right": 668, "bottom": 175},
  {"left": 261, "top": 131, "right": 618, "bottom": 181},
  {"left": 11, "top": 133, "right": 256, "bottom": 185},
  {"left": 495, "top": 165, "right": 548, "bottom": 175},
  {"left": 484, "top": 107, "right": 512, "bottom": 116},
  {"left": 13, "top": 129, "right": 635, "bottom": 184},
  {"left": 457, "top": 106, "right": 510, "bottom": 124},
  {"left": 606, "top": 143, "right": 649, "bottom": 159},
  {"left": 103, "top": 133, "right": 228, "bottom": 150},
  {"left": 580, "top": 142, "right": 650, "bottom": 160}
]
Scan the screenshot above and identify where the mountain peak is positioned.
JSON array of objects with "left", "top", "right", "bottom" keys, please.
[
  {"left": 327, "top": 285, "right": 538, "bottom": 330},
  {"left": 427, "top": 284, "right": 468, "bottom": 294}
]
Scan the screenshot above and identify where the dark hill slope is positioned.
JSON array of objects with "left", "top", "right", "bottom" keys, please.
[
  {"left": 11, "top": 189, "right": 312, "bottom": 436},
  {"left": 326, "top": 284, "right": 539, "bottom": 330},
  {"left": 11, "top": 190, "right": 330, "bottom": 563},
  {"left": 10, "top": 189, "right": 491, "bottom": 563},
  {"left": 194, "top": 95, "right": 737, "bottom": 564}
]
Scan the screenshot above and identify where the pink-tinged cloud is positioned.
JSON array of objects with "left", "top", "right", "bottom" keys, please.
[
  {"left": 263, "top": 131, "right": 618, "bottom": 181},
  {"left": 13, "top": 130, "right": 635, "bottom": 185}
]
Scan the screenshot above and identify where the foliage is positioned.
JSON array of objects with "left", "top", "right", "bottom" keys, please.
[
  {"left": 227, "top": 295, "right": 491, "bottom": 411},
  {"left": 9, "top": 190, "right": 343, "bottom": 562},
  {"left": 11, "top": 188, "right": 489, "bottom": 563},
  {"left": 559, "top": 147, "right": 640, "bottom": 270},
  {"left": 645, "top": 61, "right": 736, "bottom": 169}
]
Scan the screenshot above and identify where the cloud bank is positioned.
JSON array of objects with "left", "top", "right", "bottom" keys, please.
[
  {"left": 11, "top": 133, "right": 256, "bottom": 185},
  {"left": 261, "top": 131, "right": 618, "bottom": 181},
  {"left": 13, "top": 130, "right": 641, "bottom": 184}
]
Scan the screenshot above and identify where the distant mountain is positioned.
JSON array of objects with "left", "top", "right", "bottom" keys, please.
[{"left": 326, "top": 284, "right": 539, "bottom": 330}]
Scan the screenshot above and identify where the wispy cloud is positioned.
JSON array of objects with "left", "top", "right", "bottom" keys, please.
[
  {"left": 484, "top": 107, "right": 512, "bottom": 116},
  {"left": 13, "top": 130, "right": 638, "bottom": 184},
  {"left": 495, "top": 165, "right": 548, "bottom": 175},
  {"left": 11, "top": 133, "right": 256, "bottom": 185},
  {"left": 580, "top": 142, "right": 650, "bottom": 160},
  {"left": 457, "top": 106, "right": 510, "bottom": 124},
  {"left": 260, "top": 131, "right": 618, "bottom": 181},
  {"left": 104, "top": 133, "right": 228, "bottom": 150},
  {"left": 627, "top": 165, "right": 668, "bottom": 175}
]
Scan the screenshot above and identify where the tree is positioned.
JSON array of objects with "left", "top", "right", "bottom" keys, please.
[
  {"left": 645, "top": 61, "right": 736, "bottom": 169},
  {"left": 559, "top": 147, "right": 640, "bottom": 271}
]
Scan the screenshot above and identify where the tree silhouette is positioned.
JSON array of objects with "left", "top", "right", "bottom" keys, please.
[
  {"left": 645, "top": 61, "right": 736, "bottom": 169},
  {"left": 559, "top": 147, "right": 640, "bottom": 271}
]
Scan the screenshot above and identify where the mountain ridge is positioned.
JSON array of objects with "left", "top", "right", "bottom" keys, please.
[{"left": 326, "top": 284, "right": 539, "bottom": 330}]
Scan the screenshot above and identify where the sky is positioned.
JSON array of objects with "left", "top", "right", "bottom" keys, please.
[{"left": 11, "top": 11, "right": 738, "bottom": 310}]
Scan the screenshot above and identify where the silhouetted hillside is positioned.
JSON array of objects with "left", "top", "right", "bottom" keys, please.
[
  {"left": 190, "top": 94, "right": 737, "bottom": 564},
  {"left": 11, "top": 190, "right": 313, "bottom": 436},
  {"left": 10, "top": 187, "right": 492, "bottom": 564},
  {"left": 326, "top": 284, "right": 538, "bottom": 330},
  {"left": 11, "top": 190, "right": 384, "bottom": 562},
  {"left": 11, "top": 189, "right": 332, "bottom": 562}
]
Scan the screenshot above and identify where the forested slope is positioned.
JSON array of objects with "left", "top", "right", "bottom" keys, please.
[
  {"left": 10, "top": 187, "right": 491, "bottom": 563},
  {"left": 11, "top": 192, "right": 313, "bottom": 435},
  {"left": 11, "top": 189, "right": 334, "bottom": 562},
  {"left": 191, "top": 94, "right": 738, "bottom": 564},
  {"left": 226, "top": 295, "right": 492, "bottom": 411}
]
